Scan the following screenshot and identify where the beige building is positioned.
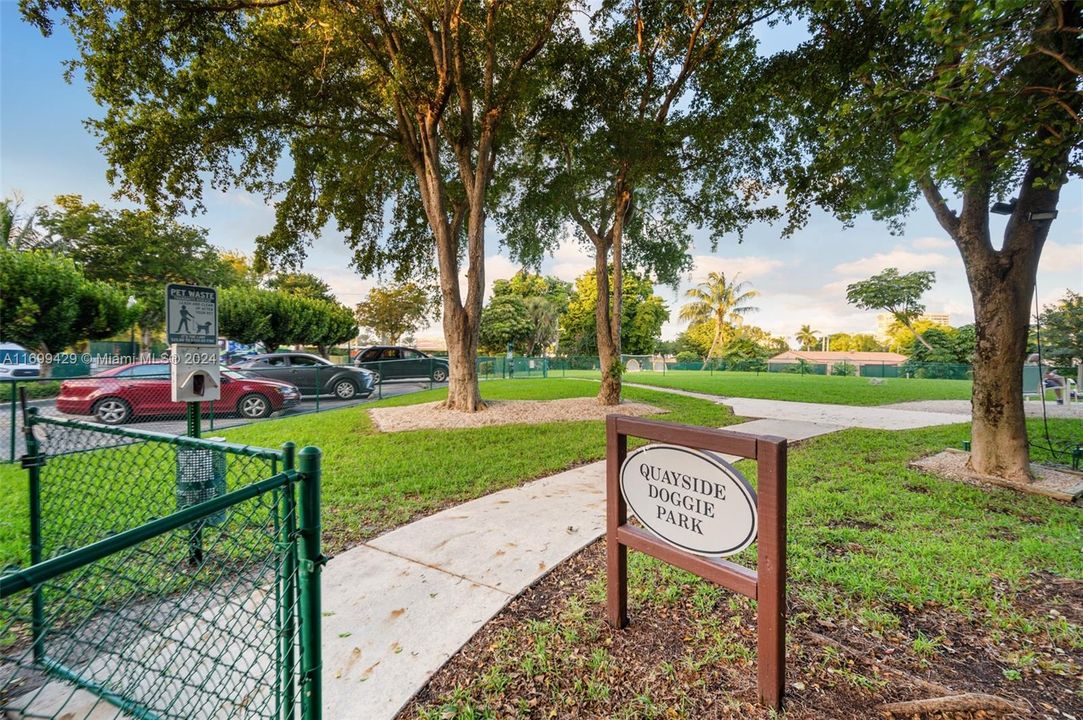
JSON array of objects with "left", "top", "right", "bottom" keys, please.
[
  {"left": 875, "top": 312, "right": 950, "bottom": 341},
  {"left": 768, "top": 350, "right": 908, "bottom": 375}
]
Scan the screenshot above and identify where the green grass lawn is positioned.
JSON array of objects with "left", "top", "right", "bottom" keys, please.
[
  {"left": 408, "top": 418, "right": 1083, "bottom": 719},
  {"left": 217, "top": 380, "right": 738, "bottom": 553},
  {"left": 0, "top": 380, "right": 737, "bottom": 566},
  {"left": 562, "top": 368, "right": 973, "bottom": 405}
]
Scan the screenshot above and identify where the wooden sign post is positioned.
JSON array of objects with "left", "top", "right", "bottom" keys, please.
[{"left": 606, "top": 415, "right": 787, "bottom": 710}]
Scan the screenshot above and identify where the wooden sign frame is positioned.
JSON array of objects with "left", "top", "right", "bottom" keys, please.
[{"left": 606, "top": 415, "right": 787, "bottom": 709}]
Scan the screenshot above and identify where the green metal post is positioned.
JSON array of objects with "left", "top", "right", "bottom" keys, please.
[
  {"left": 186, "top": 401, "right": 202, "bottom": 566},
  {"left": 297, "top": 446, "right": 323, "bottom": 720},
  {"left": 24, "top": 408, "right": 45, "bottom": 662},
  {"left": 279, "top": 443, "right": 298, "bottom": 719},
  {"left": 9, "top": 381, "right": 16, "bottom": 463},
  {"left": 314, "top": 367, "right": 320, "bottom": 413},
  {"left": 187, "top": 402, "right": 201, "bottom": 438}
]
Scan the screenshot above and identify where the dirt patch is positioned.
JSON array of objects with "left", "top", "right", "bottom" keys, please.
[
  {"left": 369, "top": 397, "right": 665, "bottom": 433},
  {"left": 400, "top": 540, "right": 1081, "bottom": 720},
  {"left": 910, "top": 449, "right": 1083, "bottom": 502}
]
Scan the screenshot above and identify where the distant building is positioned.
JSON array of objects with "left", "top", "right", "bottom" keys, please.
[
  {"left": 768, "top": 350, "right": 908, "bottom": 375},
  {"left": 875, "top": 312, "right": 950, "bottom": 341}
]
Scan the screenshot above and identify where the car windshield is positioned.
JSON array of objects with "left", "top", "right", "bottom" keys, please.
[
  {"left": 0, "top": 349, "right": 32, "bottom": 364},
  {"left": 222, "top": 369, "right": 247, "bottom": 380}
]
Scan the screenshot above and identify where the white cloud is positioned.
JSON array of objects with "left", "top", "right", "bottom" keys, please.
[
  {"left": 1040, "top": 241, "right": 1083, "bottom": 272},
  {"left": 911, "top": 236, "right": 954, "bottom": 250},
  {"left": 833, "top": 247, "right": 954, "bottom": 276},
  {"left": 687, "top": 255, "right": 785, "bottom": 282},
  {"left": 550, "top": 239, "right": 595, "bottom": 282}
]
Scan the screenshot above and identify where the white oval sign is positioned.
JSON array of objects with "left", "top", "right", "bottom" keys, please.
[{"left": 619, "top": 443, "right": 758, "bottom": 558}]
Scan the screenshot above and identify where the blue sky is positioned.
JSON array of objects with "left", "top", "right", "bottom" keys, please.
[{"left": 2, "top": 3, "right": 1080, "bottom": 345}]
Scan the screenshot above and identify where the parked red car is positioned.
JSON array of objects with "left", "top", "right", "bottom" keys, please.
[{"left": 57, "top": 362, "right": 301, "bottom": 425}]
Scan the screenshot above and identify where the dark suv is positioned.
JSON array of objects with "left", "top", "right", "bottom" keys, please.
[
  {"left": 230, "top": 353, "right": 375, "bottom": 399},
  {"left": 354, "top": 346, "right": 449, "bottom": 384}
]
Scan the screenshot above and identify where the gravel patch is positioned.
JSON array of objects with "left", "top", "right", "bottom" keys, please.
[
  {"left": 911, "top": 449, "right": 1083, "bottom": 502},
  {"left": 369, "top": 397, "right": 665, "bottom": 433},
  {"left": 884, "top": 399, "right": 1083, "bottom": 418}
]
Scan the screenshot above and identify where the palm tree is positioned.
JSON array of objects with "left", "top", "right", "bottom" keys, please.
[
  {"left": 679, "top": 272, "right": 759, "bottom": 365},
  {"left": 796, "top": 324, "right": 820, "bottom": 351}
]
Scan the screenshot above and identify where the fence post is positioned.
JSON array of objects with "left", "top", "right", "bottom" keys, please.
[
  {"left": 9, "top": 381, "right": 17, "bottom": 464},
  {"left": 23, "top": 406, "right": 45, "bottom": 662},
  {"left": 279, "top": 442, "right": 298, "bottom": 719},
  {"left": 297, "top": 446, "right": 323, "bottom": 720}
]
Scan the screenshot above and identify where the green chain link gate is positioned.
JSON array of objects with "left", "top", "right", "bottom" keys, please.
[{"left": 1, "top": 405, "right": 323, "bottom": 719}]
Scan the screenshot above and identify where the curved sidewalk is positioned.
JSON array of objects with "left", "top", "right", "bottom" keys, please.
[{"left": 320, "top": 390, "right": 972, "bottom": 719}]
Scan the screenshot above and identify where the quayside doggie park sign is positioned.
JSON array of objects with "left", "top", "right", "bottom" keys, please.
[{"left": 606, "top": 415, "right": 787, "bottom": 709}]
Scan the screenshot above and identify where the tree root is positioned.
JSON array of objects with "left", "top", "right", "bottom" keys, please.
[{"left": 878, "top": 692, "right": 1029, "bottom": 717}]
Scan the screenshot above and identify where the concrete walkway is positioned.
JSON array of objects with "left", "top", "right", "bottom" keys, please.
[
  {"left": 620, "top": 382, "right": 971, "bottom": 430},
  {"left": 321, "top": 390, "right": 975, "bottom": 719}
]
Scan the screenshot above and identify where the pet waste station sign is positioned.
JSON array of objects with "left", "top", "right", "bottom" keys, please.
[
  {"left": 166, "top": 284, "right": 217, "bottom": 346},
  {"left": 606, "top": 416, "right": 787, "bottom": 710}
]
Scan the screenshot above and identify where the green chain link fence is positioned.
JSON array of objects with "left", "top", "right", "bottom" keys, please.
[{"left": 1, "top": 407, "right": 322, "bottom": 719}]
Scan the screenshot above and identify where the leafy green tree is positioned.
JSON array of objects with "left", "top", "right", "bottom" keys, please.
[
  {"left": 267, "top": 273, "right": 335, "bottom": 303},
  {"left": 1040, "top": 292, "right": 1083, "bottom": 388},
  {"left": 795, "top": 324, "right": 820, "bottom": 352},
  {"left": 523, "top": 297, "right": 561, "bottom": 357},
  {"left": 492, "top": 273, "right": 572, "bottom": 313},
  {"left": 2, "top": 194, "right": 46, "bottom": 250},
  {"left": 907, "top": 326, "right": 961, "bottom": 364},
  {"left": 38, "top": 195, "right": 241, "bottom": 348},
  {"left": 0, "top": 248, "right": 133, "bottom": 368},
  {"left": 490, "top": 273, "right": 568, "bottom": 354},
  {"left": 23, "top": 1, "right": 571, "bottom": 412},
  {"left": 355, "top": 283, "right": 438, "bottom": 346},
  {"left": 776, "top": 1, "right": 1081, "bottom": 481},
  {"left": 220, "top": 287, "right": 356, "bottom": 356},
  {"left": 501, "top": 0, "right": 783, "bottom": 404},
  {"left": 560, "top": 269, "right": 668, "bottom": 356},
  {"left": 827, "top": 332, "right": 884, "bottom": 352},
  {"left": 479, "top": 296, "right": 535, "bottom": 355},
  {"left": 678, "top": 272, "right": 759, "bottom": 367},
  {"left": 846, "top": 269, "right": 936, "bottom": 351}
]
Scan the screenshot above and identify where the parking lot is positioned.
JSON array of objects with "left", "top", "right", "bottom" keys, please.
[{"left": 1, "top": 380, "right": 436, "bottom": 462}]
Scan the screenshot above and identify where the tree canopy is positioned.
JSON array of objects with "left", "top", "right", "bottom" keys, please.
[
  {"left": 500, "top": 0, "right": 784, "bottom": 403},
  {"left": 23, "top": 0, "right": 573, "bottom": 411},
  {"left": 38, "top": 195, "right": 241, "bottom": 342},
  {"left": 679, "top": 272, "right": 759, "bottom": 365},
  {"left": 1039, "top": 291, "right": 1083, "bottom": 370},
  {"left": 355, "top": 283, "right": 437, "bottom": 346},
  {"left": 479, "top": 296, "right": 535, "bottom": 355},
  {"left": 846, "top": 268, "right": 936, "bottom": 349},
  {"left": 267, "top": 273, "right": 336, "bottom": 303},
  {"left": 0, "top": 247, "right": 133, "bottom": 356},
  {"left": 220, "top": 287, "right": 357, "bottom": 357},
  {"left": 560, "top": 269, "right": 668, "bottom": 356},
  {"left": 774, "top": 0, "right": 1082, "bottom": 480}
]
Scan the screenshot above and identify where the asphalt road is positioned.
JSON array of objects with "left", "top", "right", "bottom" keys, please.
[{"left": 1, "top": 380, "right": 437, "bottom": 462}]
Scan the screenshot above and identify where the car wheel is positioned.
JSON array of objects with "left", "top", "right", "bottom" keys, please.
[
  {"left": 369, "top": 370, "right": 381, "bottom": 385},
  {"left": 432, "top": 366, "right": 448, "bottom": 383},
  {"left": 238, "top": 393, "right": 272, "bottom": 419},
  {"left": 333, "top": 379, "right": 358, "bottom": 400},
  {"left": 93, "top": 397, "right": 132, "bottom": 425}
]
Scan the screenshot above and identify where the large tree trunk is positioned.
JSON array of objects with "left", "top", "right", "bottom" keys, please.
[
  {"left": 594, "top": 237, "right": 621, "bottom": 406},
  {"left": 967, "top": 265, "right": 1034, "bottom": 481},
  {"left": 443, "top": 303, "right": 484, "bottom": 411},
  {"left": 924, "top": 169, "right": 1063, "bottom": 482}
]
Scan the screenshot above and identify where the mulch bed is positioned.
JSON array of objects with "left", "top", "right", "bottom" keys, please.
[{"left": 399, "top": 540, "right": 1082, "bottom": 720}]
